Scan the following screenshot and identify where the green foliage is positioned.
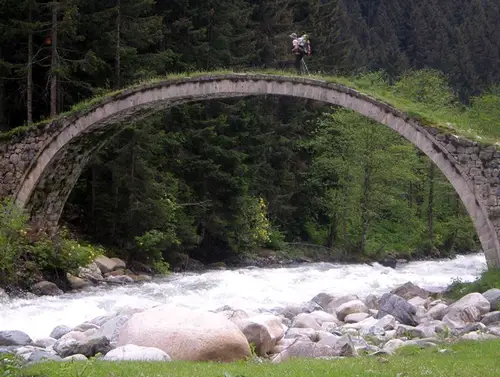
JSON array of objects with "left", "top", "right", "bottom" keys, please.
[
  {"left": 446, "top": 268, "right": 500, "bottom": 303},
  {"left": 0, "top": 200, "right": 102, "bottom": 289},
  {"left": 393, "top": 69, "right": 456, "bottom": 110},
  {"left": 0, "top": 352, "right": 23, "bottom": 377}
]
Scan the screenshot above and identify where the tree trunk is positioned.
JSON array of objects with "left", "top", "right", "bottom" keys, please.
[
  {"left": 27, "top": 2, "right": 34, "bottom": 124},
  {"left": 0, "top": 46, "right": 6, "bottom": 131},
  {"left": 427, "top": 161, "right": 435, "bottom": 246},
  {"left": 360, "top": 166, "right": 371, "bottom": 255},
  {"left": 114, "top": 0, "right": 121, "bottom": 89},
  {"left": 50, "top": 2, "right": 59, "bottom": 117}
]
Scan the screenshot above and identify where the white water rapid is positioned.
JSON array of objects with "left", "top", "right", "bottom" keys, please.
[{"left": 0, "top": 253, "right": 487, "bottom": 340}]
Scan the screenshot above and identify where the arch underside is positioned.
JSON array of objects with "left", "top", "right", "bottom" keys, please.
[{"left": 15, "top": 76, "right": 500, "bottom": 267}]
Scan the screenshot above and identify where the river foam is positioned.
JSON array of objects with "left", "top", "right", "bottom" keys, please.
[{"left": 0, "top": 253, "right": 487, "bottom": 340}]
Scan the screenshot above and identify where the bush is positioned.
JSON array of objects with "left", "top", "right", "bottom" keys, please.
[
  {"left": 0, "top": 199, "right": 103, "bottom": 289},
  {"left": 446, "top": 268, "right": 500, "bottom": 303}
]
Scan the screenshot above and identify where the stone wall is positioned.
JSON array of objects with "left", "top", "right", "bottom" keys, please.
[{"left": 0, "top": 73, "right": 498, "bottom": 267}]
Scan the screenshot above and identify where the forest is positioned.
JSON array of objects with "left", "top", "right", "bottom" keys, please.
[{"left": 1, "top": 0, "right": 500, "bottom": 284}]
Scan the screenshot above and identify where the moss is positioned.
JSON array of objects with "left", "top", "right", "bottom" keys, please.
[{"left": 0, "top": 69, "right": 498, "bottom": 145}]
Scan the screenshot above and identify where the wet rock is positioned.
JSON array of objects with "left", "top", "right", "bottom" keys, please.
[
  {"left": 94, "top": 256, "right": 120, "bottom": 274},
  {"left": 391, "top": 282, "right": 431, "bottom": 300},
  {"left": 49, "top": 325, "right": 72, "bottom": 340},
  {"left": 32, "top": 281, "right": 63, "bottom": 296},
  {"left": 0, "top": 330, "right": 32, "bottom": 346},
  {"left": 77, "top": 262, "right": 103, "bottom": 283},
  {"left": 106, "top": 275, "right": 135, "bottom": 285},
  {"left": 66, "top": 274, "right": 90, "bottom": 290},
  {"left": 376, "top": 293, "right": 418, "bottom": 326},
  {"left": 110, "top": 257, "right": 127, "bottom": 270},
  {"left": 103, "top": 344, "right": 171, "bottom": 361}
]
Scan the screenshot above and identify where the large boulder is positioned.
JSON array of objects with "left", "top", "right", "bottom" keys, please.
[
  {"left": 236, "top": 314, "right": 284, "bottom": 356},
  {"left": 376, "top": 293, "right": 418, "bottom": 326},
  {"left": 94, "top": 256, "right": 120, "bottom": 274},
  {"left": 0, "top": 331, "right": 32, "bottom": 346},
  {"left": 443, "top": 306, "right": 481, "bottom": 329},
  {"left": 78, "top": 262, "right": 103, "bottom": 283},
  {"left": 53, "top": 336, "right": 110, "bottom": 358},
  {"left": 32, "top": 281, "right": 63, "bottom": 296},
  {"left": 116, "top": 305, "right": 251, "bottom": 362},
  {"left": 447, "top": 293, "right": 490, "bottom": 316},
  {"left": 391, "top": 282, "right": 431, "bottom": 300}
]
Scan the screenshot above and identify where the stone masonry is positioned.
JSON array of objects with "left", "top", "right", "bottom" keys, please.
[{"left": 0, "top": 73, "right": 499, "bottom": 267}]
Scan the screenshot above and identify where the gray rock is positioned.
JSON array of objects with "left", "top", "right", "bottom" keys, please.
[
  {"left": 0, "top": 330, "right": 32, "bottom": 346},
  {"left": 333, "top": 334, "right": 358, "bottom": 357},
  {"left": 53, "top": 336, "right": 110, "bottom": 358},
  {"left": 443, "top": 306, "right": 481, "bottom": 329},
  {"left": 460, "top": 332, "right": 498, "bottom": 341},
  {"left": 376, "top": 293, "right": 418, "bottom": 326},
  {"left": 32, "top": 281, "right": 63, "bottom": 296},
  {"left": 66, "top": 274, "right": 91, "bottom": 290},
  {"left": 374, "top": 314, "right": 396, "bottom": 330},
  {"left": 95, "top": 315, "right": 130, "bottom": 343},
  {"left": 482, "top": 289, "right": 500, "bottom": 310},
  {"left": 426, "top": 303, "right": 448, "bottom": 320},
  {"left": 391, "top": 282, "right": 430, "bottom": 300},
  {"left": 26, "top": 350, "right": 62, "bottom": 363},
  {"left": 49, "top": 325, "right": 72, "bottom": 340},
  {"left": 103, "top": 344, "right": 171, "bottom": 361},
  {"left": 382, "top": 339, "right": 405, "bottom": 354},
  {"left": 447, "top": 293, "right": 490, "bottom": 316},
  {"left": 105, "top": 275, "right": 135, "bottom": 285},
  {"left": 63, "top": 354, "right": 88, "bottom": 361},
  {"left": 32, "top": 337, "right": 56, "bottom": 348},
  {"left": 73, "top": 323, "right": 99, "bottom": 332},
  {"left": 0, "top": 288, "right": 8, "bottom": 300},
  {"left": 78, "top": 262, "right": 103, "bottom": 283},
  {"left": 311, "top": 293, "right": 335, "bottom": 310},
  {"left": 285, "top": 328, "right": 317, "bottom": 342},
  {"left": 291, "top": 313, "right": 321, "bottom": 330},
  {"left": 336, "top": 300, "right": 369, "bottom": 321},
  {"left": 344, "top": 313, "right": 370, "bottom": 323},
  {"left": 364, "top": 294, "right": 380, "bottom": 310},
  {"left": 325, "top": 295, "right": 359, "bottom": 315},
  {"left": 272, "top": 341, "right": 339, "bottom": 362},
  {"left": 481, "top": 311, "right": 500, "bottom": 326},
  {"left": 395, "top": 324, "right": 425, "bottom": 339}
]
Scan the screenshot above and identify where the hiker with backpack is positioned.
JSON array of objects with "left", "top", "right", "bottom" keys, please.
[{"left": 290, "top": 33, "right": 311, "bottom": 74}]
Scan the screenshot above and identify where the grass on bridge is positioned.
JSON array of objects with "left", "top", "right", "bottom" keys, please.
[{"left": 1, "top": 68, "right": 499, "bottom": 145}]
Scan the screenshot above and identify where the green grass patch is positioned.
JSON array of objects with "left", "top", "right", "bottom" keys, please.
[
  {"left": 21, "top": 340, "right": 500, "bottom": 377},
  {"left": 1, "top": 68, "right": 499, "bottom": 144},
  {"left": 446, "top": 268, "right": 500, "bottom": 303}
]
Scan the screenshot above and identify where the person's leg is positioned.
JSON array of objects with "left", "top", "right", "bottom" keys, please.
[{"left": 295, "top": 54, "right": 301, "bottom": 74}]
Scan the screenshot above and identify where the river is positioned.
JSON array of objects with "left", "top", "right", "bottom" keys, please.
[{"left": 0, "top": 253, "right": 487, "bottom": 340}]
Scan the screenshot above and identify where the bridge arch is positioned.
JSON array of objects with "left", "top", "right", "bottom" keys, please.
[{"left": 2, "top": 73, "right": 500, "bottom": 267}]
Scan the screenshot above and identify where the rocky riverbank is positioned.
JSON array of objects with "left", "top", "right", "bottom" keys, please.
[{"left": 1, "top": 281, "right": 499, "bottom": 365}]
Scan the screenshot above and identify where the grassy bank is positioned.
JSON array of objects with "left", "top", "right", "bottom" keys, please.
[
  {"left": 21, "top": 340, "right": 500, "bottom": 377},
  {"left": 445, "top": 267, "right": 500, "bottom": 302}
]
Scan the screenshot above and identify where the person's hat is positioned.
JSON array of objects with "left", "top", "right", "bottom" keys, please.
[{"left": 289, "top": 33, "right": 297, "bottom": 39}]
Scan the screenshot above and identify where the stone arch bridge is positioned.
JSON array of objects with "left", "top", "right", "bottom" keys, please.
[{"left": 0, "top": 73, "right": 499, "bottom": 268}]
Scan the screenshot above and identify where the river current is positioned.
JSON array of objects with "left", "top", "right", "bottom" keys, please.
[{"left": 0, "top": 253, "right": 487, "bottom": 340}]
